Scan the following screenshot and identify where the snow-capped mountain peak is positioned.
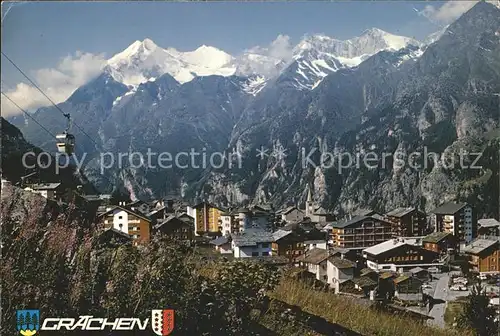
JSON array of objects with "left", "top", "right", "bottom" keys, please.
[
  {"left": 181, "top": 45, "right": 234, "bottom": 69},
  {"left": 106, "top": 39, "right": 236, "bottom": 86}
]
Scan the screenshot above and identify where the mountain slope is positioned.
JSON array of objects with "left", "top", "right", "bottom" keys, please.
[{"left": 198, "top": 1, "right": 499, "bottom": 216}]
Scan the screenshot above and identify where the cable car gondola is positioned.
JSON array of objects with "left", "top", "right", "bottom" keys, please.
[{"left": 56, "top": 113, "right": 75, "bottom": 155}]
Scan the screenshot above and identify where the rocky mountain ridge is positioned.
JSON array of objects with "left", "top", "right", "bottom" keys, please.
[{"left": 9, "top": 2, "right": 500, "bottom": 217}]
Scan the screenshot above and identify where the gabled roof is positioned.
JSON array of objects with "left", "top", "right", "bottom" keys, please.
[
  {"left": 423, "top": 232, "right": 452, "bottom": 244},
  {"left": 98, "top": 205, "right": 151, "bottom": 222},
  {"left": 352, "top": 276, "right": 377, "bottom": 287},
  {"left": 101, "top": 227, "right": 132, "bottom": 240},
  {"left": 304, "top": 239, "right": 326, "bottom": 245},
  {"left": 277, "top": 206, "right": 303, "bottom": 215},
  {"left": 231, "top": 231, "right": 274, "bottom": 247},
  {"left": 313, "top": 207, "right": 329, "bottom": 215},
  {"left": 328, "top": 256, "right": 356, "bottom": 269},
  {"left": 462, "top": 237, "right": 500, "bottom": 255},
  {"left": 478, "top": 218, "right": 500, "bottom": 228},
  {"left": 363, "top": 237, "right": 422, "bottom": 256},
  {"left": 360, "top": 268, "right": 376, "bottom": 277},
  {"left": 155, "top": 215, "right": 190, "bottom": 229},
  {"left": 191, "top": 202, "right": 225, "bottom": 212},
  {"left": 386, "top": 207, "right": 417, "bottom": 218},
  {"left": 431, "top": 202, "right": 468, "bottom": 215},
  {"left": 30, "top": 183, "right": 62, "bottom": 190},
  {"left": 380, "top": 272, "right": 397, "bottom": 280},
  {"left": 353, "top": 209, "right": 377, "bottom": 217},
  {"left": 394, "top": 275, "right": 422, "bottom": 285},
  {"left": 331, "top": 215, "right": 392, "bottom": 229},
  {"left": 210, "top": 236, "right": 229, "bottom": 246},
  {"left": 273, "top": 229, "right": 292, "bottom": 241},
  {"left": 298, "top": 248, "right": 328, "bottom": 264}
]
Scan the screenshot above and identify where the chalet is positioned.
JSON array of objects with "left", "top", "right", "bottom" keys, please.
[
  {"left": 478, "top": 218, "right": 500, "bottom": 236},
  {"left": 297, "top": 248, "right": 329, "bottom": 282},
  {"left": 330, "top": 215, "right": 393, "bottom": 249},
  {"left": 462, "top": 237, "right": 500, "bottom": 274},
  {"left": 154, "top": 215, "right": 193, "bottom": 241},
  {"left": 408, "top": 267, "right": 431, "bottom": 282},
  {"left": 178, "top": 213, "right": 194, "bottom": 226},
  {"left": 99, "top": 205, "right": 152, "bottom": 245},
  {"left": 276, "top": 206, "right": 305, "bottom": 224},
  {"left": 272, "top": 230, "right": 305, "bottom": 259},
  {"left": 385, "top": 207, "right": 427, "bottom": 237},
  {"left": 362, "top": 237, "right": 441, "bottom": 272},
  {"left": 422, "top": 232, "right": 457, "bottom": 255},
  {"left": 327, "top": 256, "right": 356, "bottom": 293},
  {"left": 95, "top": 228, "right": 133, "bottom": 248},
  {"left": 127, "top": 200, "right": 152, "bottom": 215},
  {"left": 230, "top": 231, "right": 274, "bottom": 258},
  {"left": 187, "top": 202, "right": 225, "bottom": 235},
  {"left": 351, "top": 276, "right": 378, "bottom": 296},
  {"left": 24, "top": 183, "right": 63, "bottom": 201},
  {"left": 146, "top": 205, "right": 168, "bottom": 222},
  {"left": 210, "top": 236, "right": 232, "bottom": 254},
  {"left": 431, "top": 202, "right": 476, "bottom": 244},
  {"left": 393, "top": 275, "right": 424, "bottom": 302}
]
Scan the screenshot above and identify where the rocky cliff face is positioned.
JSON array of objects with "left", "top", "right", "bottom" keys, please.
[
  {"left": 9, "top": 2, "right": 500, "bottom": 217},
  {"left": 201, "top": 2, "right": 499, "bottom": 216}
]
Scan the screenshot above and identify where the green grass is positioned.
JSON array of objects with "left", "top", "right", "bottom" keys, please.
[
  {"left": 270, "top": 279, "right": 470, "bottom": 336},
  {"left": 444, "top": 298, "right": 467, "bottom": 328}
]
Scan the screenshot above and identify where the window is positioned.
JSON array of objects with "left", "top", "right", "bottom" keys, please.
[
  {"left": 252, "top": 252, "right": 259, "bottom": 257},
  {"left": 262, "top": 252, "right": 270, "bottom": 256},
  {"left": 118, "top": 216, "right": 123, "bottom": 219},
  {"left": 261, "top": 243, "right": 269, "bottom": 248}
]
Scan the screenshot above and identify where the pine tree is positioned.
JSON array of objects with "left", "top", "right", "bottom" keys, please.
[
  {"left": 17, "top": 314, "right": 25, "bottom": 330},
  {"left": 31, "top": 314, "right": 38, "bottom": 329},
  {"left": 25, "top": 312, "right": 31, "bottom": 330}
]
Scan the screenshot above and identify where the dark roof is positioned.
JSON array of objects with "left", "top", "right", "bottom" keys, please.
[
  {"left": 155, "top": 215, "right": 190, "bottom": 229},
  {"left": 278, "top": 206, "right": 302, "bottom": 215},
  {"left": 304, "top": 239, "right": 326, "bottom": 244},
  {"left": 328, "top": 257, "right": 356, "bottom": 269},
  {"left": 386, "top": 207, "right": 417, "bottom": 218},
  {"left": 330, "top": 215, "right": 367, "bottom": 228},
  {"left": 101, "top": 227, "right": 132, "bottom": 240},
  {"left": 330, "top": 215, "right": 392, "bottom": 229},
  {"left": 313, "top": 207, "right": 329, "bottom": 215},
  {"left": 431, "top": 202, "right": 468, "bottom": 215},
  {"left": 191, "top": 202, "right": 225, "bottom": 211},
  {"left": 360, "top": 268, "right": 376, "bottom": 276},
  {"left": 98, "top": 205, "right": 152, "bottom": 222},
  {"left": 380, "top": 272, "right": 397, "bottom": 280},
  {"left": 462, "top": 237, "right": 500, "bottom": 255},
  {"left": 422, "top": 232, "right": 452, "bottom": 243},
  {"left": 394, "top": 275, "right": 423, "bottom": 285},
  {"left": 352, "top": 276, "right": 377, "bottom": 287},
  {"left": 230, "top": 231, "right": 274, "bottom": 247},
  {"left": 210, "top": 236, "right": 229, "bottom": 246},
  {"left": 298, "top": 248, "right": 328, "bottom": 264},
  {"left": 353, "top": 209, "right": 377, "bottom": 217}
]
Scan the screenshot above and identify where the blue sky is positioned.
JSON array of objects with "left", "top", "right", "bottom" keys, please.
[{"left": 1, "top": 1, "right": 477, "bottom": 116}]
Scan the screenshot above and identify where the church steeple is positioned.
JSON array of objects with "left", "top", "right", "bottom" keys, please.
[{"left": 306, "top": 184, "right": 314, "bottom": 217}]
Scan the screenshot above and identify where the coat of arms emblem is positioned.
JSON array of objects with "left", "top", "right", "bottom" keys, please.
[
  {"left": 16, "top": 310, "right": 40, "bottom": 336},
  {"left": 151, "top": 309, "right": 174, "bottom": 335}
]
